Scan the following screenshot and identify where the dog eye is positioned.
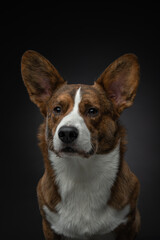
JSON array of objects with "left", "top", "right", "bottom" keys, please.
[
  {"left": 87, "top": 107, "right": 98, "bottom": 117},
  {"left": 53, "top": 106, "right": 62, "bottom": 114}
]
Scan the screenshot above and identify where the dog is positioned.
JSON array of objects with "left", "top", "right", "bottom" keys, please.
[{"left": 21, "top": 50, "right": 140, "bottom": 240}]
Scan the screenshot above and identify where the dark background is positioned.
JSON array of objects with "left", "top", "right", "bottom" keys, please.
[{"left": 1, "top": 4, "right": 160, "bottom": 240}]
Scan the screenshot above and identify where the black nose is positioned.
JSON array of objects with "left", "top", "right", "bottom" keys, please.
[{"left": 58, "top": 126, "right": 79, "bottom": 144}]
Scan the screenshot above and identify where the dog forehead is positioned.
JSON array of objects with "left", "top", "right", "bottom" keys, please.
[{"left": 50, "top": 84, "right": 101, "bottom": 104}]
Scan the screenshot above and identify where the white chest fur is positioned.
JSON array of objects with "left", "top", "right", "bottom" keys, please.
[{"left": 43, "top": 144, "right": 130, "bottom": 239}]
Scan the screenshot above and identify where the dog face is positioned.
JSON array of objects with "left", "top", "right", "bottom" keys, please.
[
  {"left": 46, "top": 84, "right": 117, "bottom": 157},
  {"left": 21, "top": 51, "right": 139, "bottom": 157}
]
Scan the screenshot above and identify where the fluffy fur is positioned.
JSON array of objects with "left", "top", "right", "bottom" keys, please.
[
  {"left": 43, "top": 143, "right": 130, "bottom": 239},
  {"left": 21, "top": 50, "right": 140, "bottom": 240}
]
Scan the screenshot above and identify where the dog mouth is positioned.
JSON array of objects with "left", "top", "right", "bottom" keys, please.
[
  {"left": 62, "top": 146, "right": 76, "bottom": 153},
  {"left": 56, "top": 146, "right": 95, "bottom": 158}
]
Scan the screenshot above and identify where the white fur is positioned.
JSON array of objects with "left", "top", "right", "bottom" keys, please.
[
  {"left": 53, "top": 88, "right": 92, "bottom": 154},
  {"left": 45, "top": 114, "right": 48, "bottom": 141},
  {"left": 43, "top": 143, "right": 130, "bottom": 239}
]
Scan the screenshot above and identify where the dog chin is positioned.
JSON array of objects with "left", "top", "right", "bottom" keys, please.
[{"left": 54, "top": 147, "right": 95, "bottom": 158}]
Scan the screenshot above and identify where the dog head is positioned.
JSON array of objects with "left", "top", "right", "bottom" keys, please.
[{"left": 21, "top": 50, "right": 139, "bottom": 157}]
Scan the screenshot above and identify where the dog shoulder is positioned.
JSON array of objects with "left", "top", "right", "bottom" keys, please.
[
  {"left": 108, "top": 160, "right": 140, "bottom": 210},
  {"left": 37, "top": 171, "right": 61, "bottom": 215}
]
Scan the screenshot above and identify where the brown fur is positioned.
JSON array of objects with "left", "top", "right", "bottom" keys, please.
[
  {"left": 96, "top": 54, "right": 140, "bottom": 113},
  {"left": 21, "top": 50, "right": 66, "bottom": 115},
  {"left": 21, "top": 50, "right": 140, "bottom": 240}
]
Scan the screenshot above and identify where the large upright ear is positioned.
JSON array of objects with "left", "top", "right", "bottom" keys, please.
[
  {"left": 95, "top": 54, "right": 140, "bottom": 113},
  {"left": 21, "top": 50, "right": 66, "bottom": 115}
]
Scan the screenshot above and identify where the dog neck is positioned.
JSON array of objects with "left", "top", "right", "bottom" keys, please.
[{"left": 48, "top": 142, "right": 120, "bottom": 200}]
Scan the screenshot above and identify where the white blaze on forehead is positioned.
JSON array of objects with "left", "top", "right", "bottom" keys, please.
[
  {"left": 53, "top": 87, "right": 92, "bottom": 153},
  {"left": 73, "top": 87, "right": 81, "bottom": 112}
]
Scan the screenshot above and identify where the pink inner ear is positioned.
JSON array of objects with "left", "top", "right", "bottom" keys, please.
[
  {"left": 40, "top": 88, "right": 52, "bottom": 101},
  {"left": 37, "top": 77, "right": 53, "bottom": 101},
  {"left": 107, "top": 69, "right": 129, "bottom": 106},
  {"left": 108, "top": 80, "right": 123, "bottom": 105}
]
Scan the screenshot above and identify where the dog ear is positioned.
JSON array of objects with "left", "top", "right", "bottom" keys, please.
[
  {"left": 96, "top": 54, "right": 140, "bottom": 113},
  {"left": 21, "top": 50, "right": 66, "bottom": 115}
]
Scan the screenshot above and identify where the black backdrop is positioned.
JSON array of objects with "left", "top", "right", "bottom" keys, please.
[{"left": 1, "top": 4, "right": 160, "bottom": 240}]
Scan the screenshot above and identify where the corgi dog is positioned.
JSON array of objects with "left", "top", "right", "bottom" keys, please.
[{"left": 21, "top": 50, "right": 140, "bottom": 240}]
